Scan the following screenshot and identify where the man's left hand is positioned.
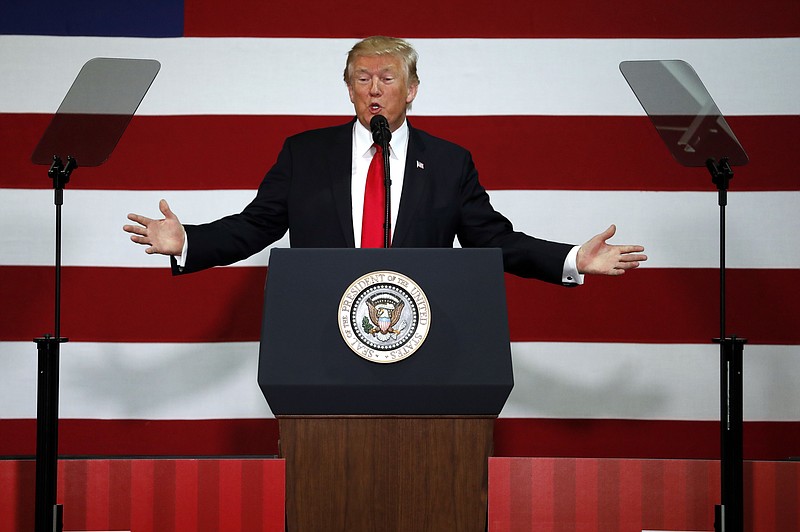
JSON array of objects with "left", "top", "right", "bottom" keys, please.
[{"left": 577, "top": 224, "right": 647, "bottom": 276}]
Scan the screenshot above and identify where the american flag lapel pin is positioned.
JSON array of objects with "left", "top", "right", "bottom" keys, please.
[{"left": 416, "top": 160, "right": 424, "bottom": 169}]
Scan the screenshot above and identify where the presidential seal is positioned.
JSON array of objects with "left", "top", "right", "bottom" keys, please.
[{"left": 338, "top": 270, "right": 431, "bottom": 363}]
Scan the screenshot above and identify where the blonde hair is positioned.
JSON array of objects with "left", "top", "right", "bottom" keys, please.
[{"left": 343, "top": 36, "right": 420, "bottom": 87}]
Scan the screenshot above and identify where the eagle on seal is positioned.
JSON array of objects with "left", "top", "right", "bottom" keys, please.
[{"left": 366, "top": 298, "right": 405, "bottom": 335}]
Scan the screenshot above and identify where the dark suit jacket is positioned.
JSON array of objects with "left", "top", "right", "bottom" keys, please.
[{"left": 176, "top": 119, "right": 574, "bottom": 283}]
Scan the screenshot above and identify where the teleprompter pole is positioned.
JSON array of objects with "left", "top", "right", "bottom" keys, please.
[
  {"left": 707, "top": 157, "right": 746, "bottom": 532},
  {"left": 33, "top": 155, "right": 76, "bottom": 532},
  {"left": 28, "top": 57, "right": 159, "bottom": 532}
]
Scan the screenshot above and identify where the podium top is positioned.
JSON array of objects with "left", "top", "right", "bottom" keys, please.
[{"left": 258, "top": 248, "right": 514, "bottom": 416}]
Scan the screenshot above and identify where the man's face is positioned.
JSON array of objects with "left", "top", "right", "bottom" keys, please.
[{"left": 347, "top": 54, "right": 418, "bottom": 133}]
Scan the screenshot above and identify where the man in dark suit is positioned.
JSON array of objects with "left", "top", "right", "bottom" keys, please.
[{"left": 124, "top": 36, "right": 646, "bottom": 282}]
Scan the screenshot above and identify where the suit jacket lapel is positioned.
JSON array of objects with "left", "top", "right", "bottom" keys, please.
[
  {"left": 326, "top": 119, "right": 357, "bottom": 247},
  {"left": 393, "top": 124, "right": 428, "bottom": 247}
]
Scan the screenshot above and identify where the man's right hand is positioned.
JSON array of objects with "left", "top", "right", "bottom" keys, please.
[{"left": 124, "top": 199, "right": 185, "bottom": 256}]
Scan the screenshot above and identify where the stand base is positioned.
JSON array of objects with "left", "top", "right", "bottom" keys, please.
[
  {"left": 713, "top": 336, "right": 747, "bottom": 532},
  {"left": 34, "top": 336, "right": 68, "bottom": 532}
]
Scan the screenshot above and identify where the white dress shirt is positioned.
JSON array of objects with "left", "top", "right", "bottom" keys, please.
[{"left": 351, "top": 119, "right": 407, "bottom": 247}]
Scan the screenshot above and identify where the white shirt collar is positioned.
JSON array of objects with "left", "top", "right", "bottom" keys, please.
[
  {"left": 351, "top": 118, "right": 409, "bottom": 247},
  {"left": 353, "top": 118, "right": 409, "bottom": 159}
]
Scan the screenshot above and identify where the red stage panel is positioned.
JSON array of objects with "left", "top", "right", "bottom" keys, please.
[
  {"left": 488, "top": 457, "right": 800, "bottom": 531},
  {"left": 0, "top": 458, "right": 285, "bottom": 532}
]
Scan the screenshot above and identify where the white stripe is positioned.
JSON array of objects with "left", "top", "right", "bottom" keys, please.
[
  {"left": 505, "top": 342, "right": 800, "bottom": 421},
  {"left": 489, "top": 190, "right": 800, "bottom": 269},
  {"left": 1, "top": 189, "right": 797, "bottom": 269},
  {"left": 1, "top": 36, "right": 798, "bottom": 116},
  {"left": 1, "top": 341, "right": 271, "bottom": 419},
  {"left": 2, "top": 340, "right": 797, "bottom": 421},
  {"left": 0, "top": 189, "right": 288, "bottom": 268}
]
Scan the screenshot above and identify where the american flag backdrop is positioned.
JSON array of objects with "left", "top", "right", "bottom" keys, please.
[{"left": 1, "top": 1, "right": 799, "bottom": 460}]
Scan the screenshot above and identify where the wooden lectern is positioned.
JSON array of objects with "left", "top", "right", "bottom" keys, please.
[{"left": 258, "top": 249, "right": 513, "bottom": 532}]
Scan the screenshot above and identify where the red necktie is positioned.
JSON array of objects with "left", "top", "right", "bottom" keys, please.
[{"left": 361, "top": 144, "right": 388, "bottom": 248}]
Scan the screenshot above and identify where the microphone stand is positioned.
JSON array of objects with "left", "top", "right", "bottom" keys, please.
[
  {"left": 370, "top": 115, "right": 392, "bottom": 248},
  {"left": 381, "top": 137, "right": 391, "bottom": 248}
]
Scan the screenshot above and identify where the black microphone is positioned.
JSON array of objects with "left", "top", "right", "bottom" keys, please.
[
  {"left": 369, "top": 114, "right": 392, "bottom": 247},
  {"left": 370, "top": 115, "right": 391, "bottom": 146}
]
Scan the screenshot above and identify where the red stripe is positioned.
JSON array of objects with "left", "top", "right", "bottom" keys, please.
[
  {"left": 2, "top": 266, "right": 797, "bottom": 344},
  {"left": 575, "top": 460, "right": 599, "bottom": 530},
  {"left": 504, "top": 268, "right": 800, "bottom": 345},
  {"left": 553, "top": 459, "right": 577, "bottom": 529},
  {"left": 218, "top": 461, "right": 242, "bottom": 532},
  {"left": 487, "top": 458, "right": 513, "bottom": 530},
  {"left": 61, "top": 460, "right": 89, "bottom": 530},
  {"left": 619, "top": 460, "right": 644, "bottom": 527},
  {"left": 493, "top": 419, "right": 800, "bottom": 461},
  {"left": 530, "top": 459, "right": 554, "bottom": 529},
  {"left": 260, "top": 460, "right": 285, "bottom": 528},
  {"left": 0, "top": 461, "right": 35, "bottom": 530},
  {"left": 641, "top": 461, "right": 665, "bottom": 527},
  {"left": 86, "top": 460, "right": 111, "bottom": 530},
  {"left": 3, "top": 417, "right": 796, "bottom": 460},
  {"left": 240, "top": 461, "right": 263, "bottom": 532},
  {"left": 183, "top": 0, "right": 800, "bottom": 38},
  {"left": 153, "top": 460, "right": 177, "bottom": 531},
  {"left": 175, "top": 461, "right": 199, "bottom": 531},
  {"left": 108, "top": 460, "right": 132, "bottom": 530},
  {"left": 1, "top": 265, "right": 267, "bottom": 343},
  {"left": 197, "top": 461, "right": 220, "bottom": 532},
  {"left": 748, "top": 462, "right": 777, "bottom": 531},
  {"left": 3, "top": 113, "right": 797, "bottom": 192},
  {"left": 775, "top": 462, "right": 800, "bottom": 531},
  {"left": 130, "top": 460, "right": 155, "bottom": 531},
  {"left": 597, "top": 460, "right": 622, "bottom": 529},
  {"left": 0, "top": 419, "right": 278, "bottom": 457}
]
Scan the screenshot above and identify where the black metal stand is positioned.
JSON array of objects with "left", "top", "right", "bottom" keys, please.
[
  {"left": 33, "top": 155, "right": 76, "bottom": 532},
  {"left": 28, "top": 57, "right": 158, "bottom": 531},
  {"left": 707, "top": 157, "right": 746, "bottom": 532},
  {"left": 714, "top": 336, "right": 746, "bottom": 532},
  {"left": 381, "top": 141, "right": 391, "bottom": 248}
]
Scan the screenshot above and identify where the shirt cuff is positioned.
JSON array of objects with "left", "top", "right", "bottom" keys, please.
[
  {"left": 562, "top": 245, "right": 584, "bottom": 285},
  {"left": 173, "top": 226, "right": 188, "bottom": 268}
]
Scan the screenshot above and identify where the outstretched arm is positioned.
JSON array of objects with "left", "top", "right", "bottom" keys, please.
[
  {"left": 123, "top": 199, "right": 185, "bottom": 256},
  {"left": 577, "top": 224, "right": 647, "bottom": 276}
]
